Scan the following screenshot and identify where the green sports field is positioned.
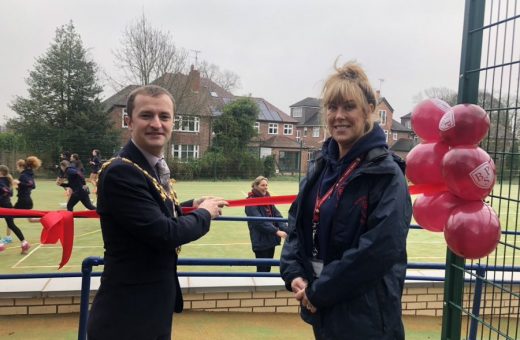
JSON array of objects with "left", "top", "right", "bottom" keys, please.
[{"left": 0, "top": 179, "right": 517, "bottom": 275}]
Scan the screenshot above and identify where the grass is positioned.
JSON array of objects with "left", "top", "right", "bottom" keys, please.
[
  {"left": 0, "top": 179, "right": 519, "bottom": 274},
  {"left": 0, "top": 312, "right": 443, "bottom": 340}
]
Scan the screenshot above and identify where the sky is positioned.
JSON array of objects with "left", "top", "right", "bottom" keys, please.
[{"left": 0, "top": 0, "right": 466, "bottom": 123}]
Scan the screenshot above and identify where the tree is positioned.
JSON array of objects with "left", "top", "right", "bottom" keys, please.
[
  {"left": 9, "top": 21, "right": 119, "bottom": 167},
  {"left": 209, "top": 98, "right": 261, "bottom": 178},
  {"left": 413, "top": 87, "right": 458, "bottom": 106},
  {"left": 213, "top": 98, "right": 258, "bottom": 151}
]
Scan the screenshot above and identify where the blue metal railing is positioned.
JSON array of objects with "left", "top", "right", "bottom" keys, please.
[{"left": 2, "top": 218, "right": 520, "bottom": 340}]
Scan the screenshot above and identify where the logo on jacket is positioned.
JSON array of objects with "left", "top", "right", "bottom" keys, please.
[{"left": 354, "top": 196, "right": 368, "bottom": 226}]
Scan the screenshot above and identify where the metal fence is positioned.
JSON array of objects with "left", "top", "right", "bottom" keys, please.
[{"left": 442, "top": 1, "right": 520, "bottom": 339}]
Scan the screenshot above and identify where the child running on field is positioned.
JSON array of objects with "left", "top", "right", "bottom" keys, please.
[
  {"left": 0, "top": 165, "right": 30, "bottom": 254},
  {"left": 14, "top": 156, "right": 42, "bottom": 210}
]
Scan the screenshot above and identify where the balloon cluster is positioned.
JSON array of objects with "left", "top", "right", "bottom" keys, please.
[{"left": 407, "top": 99, "right": 501, "bottom": 259}]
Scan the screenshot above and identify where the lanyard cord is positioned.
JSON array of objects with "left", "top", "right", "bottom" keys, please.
[{"left": 311, "top": 157, "right": 362, "bottom": 257}]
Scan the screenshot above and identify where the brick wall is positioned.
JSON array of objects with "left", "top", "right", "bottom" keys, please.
[{"left": 2, "top": 280, "right": 517, "bottom": 317}]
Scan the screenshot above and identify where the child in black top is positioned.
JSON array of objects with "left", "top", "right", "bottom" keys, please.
[
  {"left": 58, "top": 160, "right": 96, "bottom": 211},
  {"left": 14, "top": 156, "right": 42, "bottom": 210},
  {"left": 0, "top": 165, "right": 30, "bottom": 254}
]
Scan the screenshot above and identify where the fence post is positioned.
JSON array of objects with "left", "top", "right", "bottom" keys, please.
[
  {"left": 468, "top": 265, "right": 486, "bottom": 340},
  {"left": 441, "top": 1, "right": 485, "bottom": 339},
  {"left": 78, "top": 256, "right": 103, "bottom": 340}
]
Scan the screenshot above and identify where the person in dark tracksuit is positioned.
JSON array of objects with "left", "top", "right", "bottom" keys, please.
[
  {"left": 280, "top": 61, "right": 412, "bottom": 340},
  {"left": 0, "top": 165, "right": 30, "bottom": 254},
  {"left": 14, "top": 156, "right": 42, "bottom": 210},
  {"left": 245, "top": 176, "right": 288, "bottom": 272},
  {"left": 58, "top": 160, "right": 96, "bottom": 211}
]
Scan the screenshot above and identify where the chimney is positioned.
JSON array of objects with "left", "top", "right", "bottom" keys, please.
[
  {"left": 189, "top": 65, "right": 200, "bottom": 93},
  {"left": 375, "top": 90, "right": 381, "bottom": 100}
]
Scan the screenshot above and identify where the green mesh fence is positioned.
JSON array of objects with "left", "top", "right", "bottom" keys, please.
[{"left": 442, "top": 1, "right": 520, "bottom": 339}]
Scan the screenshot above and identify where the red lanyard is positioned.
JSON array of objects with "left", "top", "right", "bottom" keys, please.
[{"left": 312, "top": 157, "right": 362, "bottom": 224}]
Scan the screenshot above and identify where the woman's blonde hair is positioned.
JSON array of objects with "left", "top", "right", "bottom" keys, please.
[
  {"left": 321, "top": 60, "right": 377, "bottom": 133},
  {"left": 0, "top": 165, "right": 13, "bottom": 188},
  {"left": 251, "top": 176, "right": 268, "bottom": 189}
]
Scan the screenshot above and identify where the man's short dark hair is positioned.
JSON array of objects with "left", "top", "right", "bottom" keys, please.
[{"left": 126, "top": 85, "right": 175, "bottom": 117}]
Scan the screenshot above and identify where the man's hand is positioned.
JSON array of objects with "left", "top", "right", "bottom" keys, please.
[
  {"left": 197, "top": 198, "right": 228, "bottom": 219},
  {"left": 192, "top": 196, "right": 216, "bottom": 208}
]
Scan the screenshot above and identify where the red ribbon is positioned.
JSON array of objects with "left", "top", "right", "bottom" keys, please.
[{"left": 0, "top": 185, "right": 439, "bottom": 269}]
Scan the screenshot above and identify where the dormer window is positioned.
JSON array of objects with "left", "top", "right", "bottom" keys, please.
[{"left": 291, "top": 107, "right": 303, "bottom": 118}]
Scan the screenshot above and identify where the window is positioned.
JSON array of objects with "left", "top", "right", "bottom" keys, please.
[
  {"left": 254, "top": 122, "right": 260, "bottom": 132},
  {"left": 312, "top": 127, "right": 320, "bottom": 138},
  {"left": 174, "top": 115, "right": 200, "bottom": 132},
  {"left": 268, "top": 123, "right": 278, "bottom": 134},
  {"left": 283, "top": 124, "right": 293, "bottom": 135},
  {"left": 384, "top": 129, "right": 389, "bottom": 142},
  {"left": 379, "top": 110, "right": 387, "bottom": 125},
  {"left": 393, "top": 133, "right": 398, "bottom": 141},
  {"left": 303, "top": 127, "right": 308, "bottom": 136},
  {"left": 296, "top": 130, "right": 301, "bottom": 141},
  {"left": 122, "top": 108, "right": 128, "bottom": 128},
  {"left": 172, "top": 144, "right": 199, "bottom": 161},
  {"left": 210, "top": 91, "right": 218, "bottom": 97},
  {"left": 292, "top": 107, "right": 303, "bottom": 118},
  {"left": 405, "top": 120, "right": 411, "bottom": 129}
]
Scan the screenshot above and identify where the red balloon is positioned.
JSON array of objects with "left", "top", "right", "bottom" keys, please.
[
  {"left": 439, "top": 104, "right": 490, "bottom": 146},
  {"left": 413, "top": 192, "right": 466, "bottom": 232},
  {"left": 442, "top": 147, "right": 496, "bottom": 200},
  {"left": 444, "top": 201, "right": 501, "bottom": 259},
  {"left": 406, "top": 142, "right": 450, "bottom": 185},
  {"left": 411, "top": 98, "right": 452, "bottom": 142}
]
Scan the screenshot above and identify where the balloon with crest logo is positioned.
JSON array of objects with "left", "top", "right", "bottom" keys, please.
[
  {"left": 439, "top": 104, "right": 490, "bottom": 146},
  {"left": 411, "top": 98, "right": 451, "bottom": 142},
  {"left": 442, "top": 146, "right": 496, "bottom": 200}
]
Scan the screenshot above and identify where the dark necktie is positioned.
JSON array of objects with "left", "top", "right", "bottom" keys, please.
[{"left": 155, "top": 158, "right": 171, "bottom": 193}]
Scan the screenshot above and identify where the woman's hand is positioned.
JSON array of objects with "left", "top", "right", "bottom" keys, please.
[
  {"left": 276, "top": 230, "right": 287, "bottom": 239},
  {"left": 295, "top": 289, "right": 317, "bottom": 314}
]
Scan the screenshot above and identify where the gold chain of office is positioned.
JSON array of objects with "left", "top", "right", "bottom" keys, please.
[{"left": 98, "top": 157, "right": 180, "bottom": 206}]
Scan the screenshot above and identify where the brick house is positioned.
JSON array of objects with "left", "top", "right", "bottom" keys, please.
[
  {"left": 289, "top": 91, "right": 415, "bottom": 170},
  {"left": 102, "top": 67, "right": 301, "bottom": 172}
]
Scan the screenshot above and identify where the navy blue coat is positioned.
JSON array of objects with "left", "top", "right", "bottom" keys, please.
[
  {"left": 280, "top": 147, "right": 411, "bottom": 340},
  {"left": 87, "top": 141, "right": 211, "bottom": 340},
  {"left": 17, "top": 169, "right": 35, "bottom": 199},
  {"left": 245, "top": 201, "right": 288, "bottom": 251}
]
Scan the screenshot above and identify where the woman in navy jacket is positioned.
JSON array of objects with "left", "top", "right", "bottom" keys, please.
[
  {"left": 245, "top": 176, "right": 288, "bottom": 272},
  {"left": 280, "top": 61, "right": 412, "bottom": 340}
]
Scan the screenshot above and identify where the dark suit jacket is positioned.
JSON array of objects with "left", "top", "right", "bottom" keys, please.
[{"left": 87, "top": 141, "right": 211, "bottom": 340}]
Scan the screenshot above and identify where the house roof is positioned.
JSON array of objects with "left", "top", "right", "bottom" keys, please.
[
  {"left": 102, "top": 85, "right": 140, "bottom": 112},
  {"left": 301, "top": 110, "right": 322, "bottom": 126},
  {"left": 401, "top": 112, "right": 412, "bottom": 119},
  {"left": 390, "top": 138, "right": 416, "bottom": 152},
  {"left": 290, "top": 97, "right": 320, "bottom": 108},
  {"left": 261, "top": 135, "right": 304, "bottom": 149},
  {"left": 377, "top": 97, "right": 394, "bottom": 112},
  {"left": 101, "top": 71, "right": 235, "bottom": 113},
  {"left": 214, "top": 96, "right": 296, "bottom": 123},
  {"left": 391, "top": 119, "right": 412, "bottom": 132}
]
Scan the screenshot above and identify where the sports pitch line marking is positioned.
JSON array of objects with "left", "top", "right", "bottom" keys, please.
[{"left": 11, "top": 244, "right": 42, "bottom": 268}]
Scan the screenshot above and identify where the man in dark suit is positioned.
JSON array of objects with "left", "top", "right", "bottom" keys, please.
[{"left": 87, "top": 85, "right": 227, "bottom": 340}]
